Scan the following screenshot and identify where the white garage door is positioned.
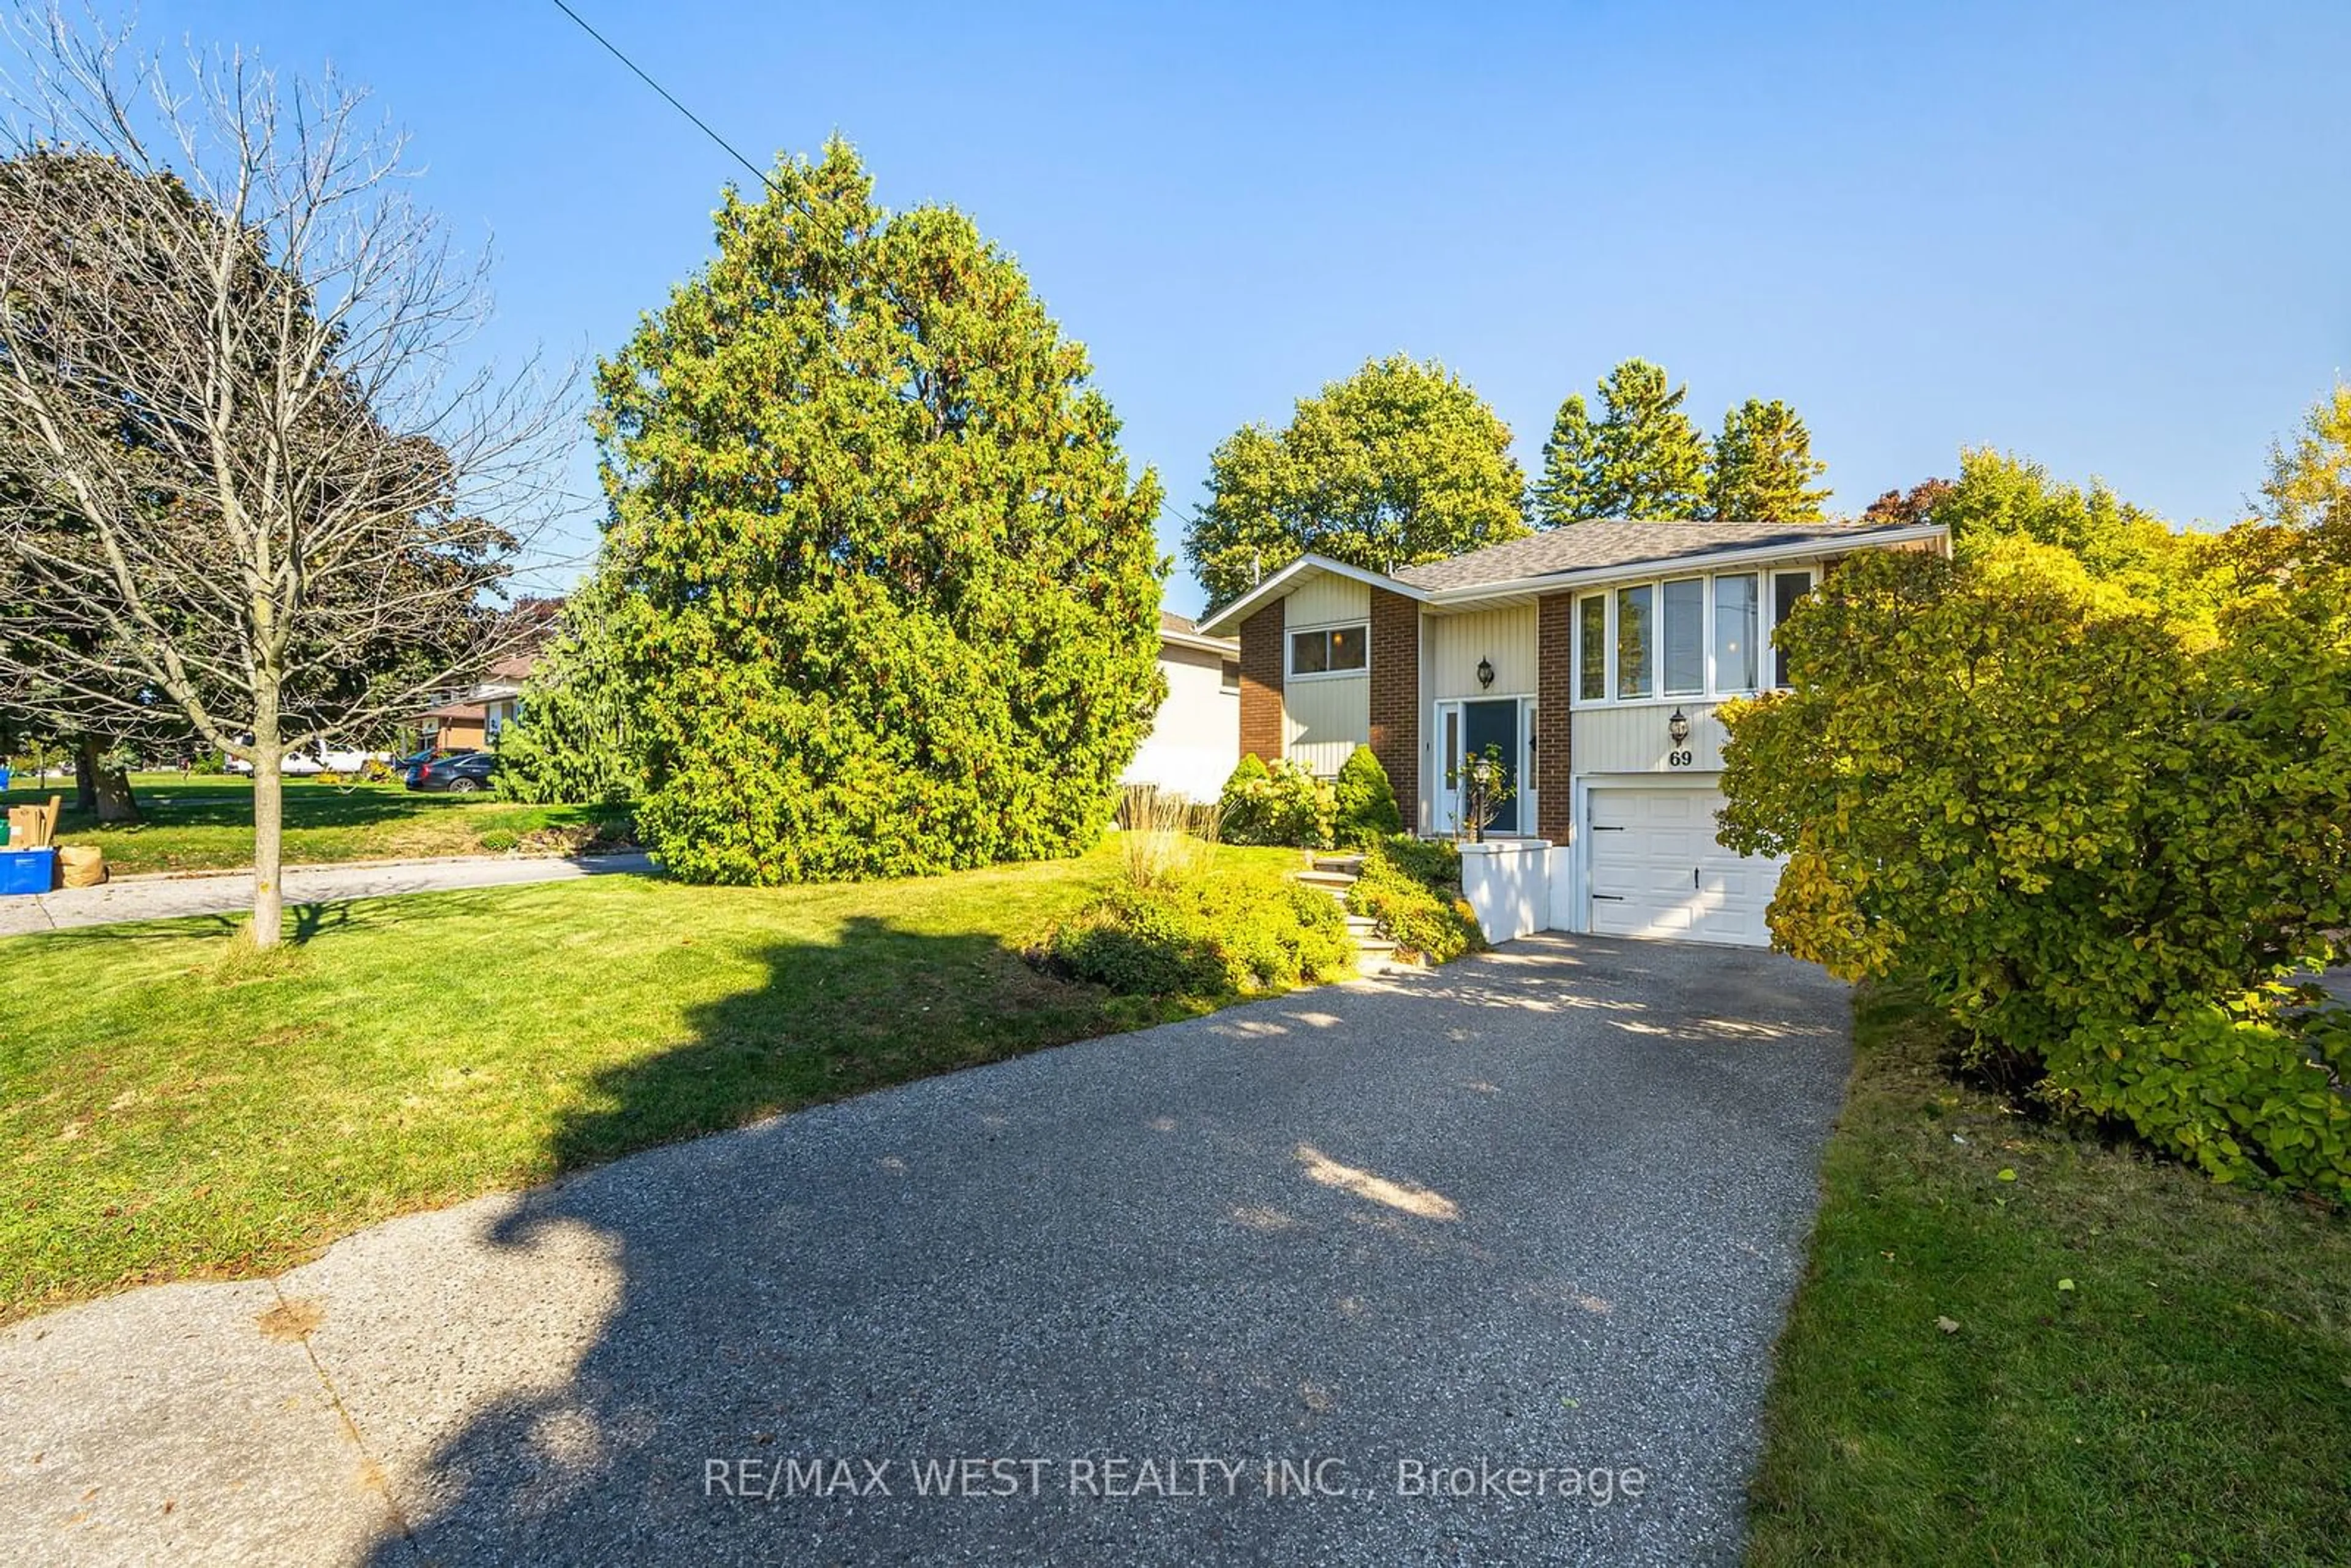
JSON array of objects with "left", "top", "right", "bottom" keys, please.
[{"left": 1586, "top": 786, "right": 1780, "bottom": 948}]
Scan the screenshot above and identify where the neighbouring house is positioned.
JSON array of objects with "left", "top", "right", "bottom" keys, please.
[
  {"left": 1193, "top": 517, "right": 1949, "bottom": 947},
  {"left": 410, "top": 653, "right": 536, "bottom": 753},
  {"left": 1120, "top": 611, "right": 1242, "bottom": 802}
]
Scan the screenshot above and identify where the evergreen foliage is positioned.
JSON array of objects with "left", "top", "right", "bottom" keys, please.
[
  {"left": 496, "top": 566, "right": 643, "bottom": 806},
  {"left": 1331, "top": 743, "right": 1401, "bottom": 846},
  {"left": 1532, "top": 359, "right": 1712, "bottom": 523},
  {"left": 599, "top": 141, "right": 1165, "bottom": 883},
  {"left": 1710, "top": 398, "right": 1831, "bottom": 522}
]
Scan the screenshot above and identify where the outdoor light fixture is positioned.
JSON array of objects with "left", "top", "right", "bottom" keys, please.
[
  {"left": 1668, "top": 707, "right": 1691, "bottom": 746},
  {"left": 1477, "top": 657, "right": 1495, "bottom": 689}
]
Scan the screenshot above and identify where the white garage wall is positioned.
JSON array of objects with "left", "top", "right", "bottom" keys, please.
[
  {"left": 1122, "top": 642, "right": 1239, "bottom": 802},
  {"left": 1571, "top": 702, "right": 1732, "bottom": 774}
]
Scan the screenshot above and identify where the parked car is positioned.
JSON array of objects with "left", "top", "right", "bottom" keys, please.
[
  {"left": 405, "top": 751, "right": 498, "bottom": 793},
  {"left": 280, "top": 752, "right": 326, "bottom": 776},
  {"left": 392, "top": 746, "right": 471, "bottom": 774}
]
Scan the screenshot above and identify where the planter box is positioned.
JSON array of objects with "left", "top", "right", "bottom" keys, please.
[
  {"left": 1458, "top": 838, "right": 1554, "bottom": 943},
  {"left": 0, "top": 847, "right": 56, "bottom": 896}
]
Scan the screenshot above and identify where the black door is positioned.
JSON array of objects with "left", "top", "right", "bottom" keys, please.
[{"left": 1461, "top": 699, "right": 1519, "bottom": 835}]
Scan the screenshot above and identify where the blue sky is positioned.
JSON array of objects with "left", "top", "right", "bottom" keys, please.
[{"left": 143, "top": 1, "right": 2350, "bottom": 615}]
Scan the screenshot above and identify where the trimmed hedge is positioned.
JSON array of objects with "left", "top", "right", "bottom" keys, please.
[
  {"left": 1049, "top": 866, "right": 1355, "bottom": 997},
  {"left": 1344, "top": 836, "right": 1484, "bottom": 964}
]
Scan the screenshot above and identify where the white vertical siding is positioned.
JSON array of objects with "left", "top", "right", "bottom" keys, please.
[
  {"left": 1570, "top": 702, "right": 1732, "bottom": 774},
  {"left": 1286, "top": 575, "right": 1371, "bottom": 629},
  {"left": 1283, "top": 675, "right": 1370, "bottom": 775},
  {"left": 1427, "top": 606, "right": 1539, "bottom": 699}
]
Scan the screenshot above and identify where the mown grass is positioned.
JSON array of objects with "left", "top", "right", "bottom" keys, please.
[
  {"left": 1747, "top": 981, "right": 2351, "bottom": 1567},
  {"left": 0, "top": 841, "right": 1311, "bottom": 1322},
  {"left": 1, "top": 772, "right": 624, "bottom": 874}
]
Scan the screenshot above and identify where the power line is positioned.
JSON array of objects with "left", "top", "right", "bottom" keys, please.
[{"left": 546, "top": 1, "right": 774, "bottom": 195}]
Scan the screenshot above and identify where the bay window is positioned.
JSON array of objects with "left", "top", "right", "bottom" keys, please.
[
  {"left": 1714, "top": 573, "right": 1759, "bottom": 693},
  {"left": 1661, "top": 577, "right": 1705, "bottom": 696},
  {"left": 1615, "top": 584, "right": 1652, "bottom": 699},
  {"left": 1569, "top": 566, "right": 1814, "bottom": 705},
  {"left": 1772, "top": 571, "right": 1813, "bottom": 688}
]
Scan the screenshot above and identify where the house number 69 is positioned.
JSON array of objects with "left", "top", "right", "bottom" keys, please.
[{"left": 1667, "top": 749, "right": 1693, "bottom": 768}]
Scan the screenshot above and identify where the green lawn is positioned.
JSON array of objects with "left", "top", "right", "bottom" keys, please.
[
  {"left": 0, "top": 772, "right": 627, "bottom": 874},
  {"left": 0, "top": 841, "right": 1309, "bottom": 1322},
  {"left": 1747, "top": 981, "right": 2351, "bottom": 1566}
]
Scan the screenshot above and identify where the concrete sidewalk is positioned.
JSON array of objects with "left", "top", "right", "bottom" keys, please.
[
  {"left": 0, "top": 852, "right": 659, "bottom": 936},
  {"left": 0, "top": 935, "right": 1853, "bottom": 1566}
]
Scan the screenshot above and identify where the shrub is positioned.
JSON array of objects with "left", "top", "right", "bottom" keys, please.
[
  {"left": 1215, "top": 754, "right": 1272, "bottom": 842},
  {"left": 1049, "top": 863, "right": 1354, "bottom": 996},
  {"left": 1344, "top": 835, "right": 1483, "bottom": 964},
  {"left": 1332, "top": 745, "right": 1401, "bottom": 846},
  {"left": 476, "top": 828, "right": 520, "bottom": 853},
  {"left": 1218, "top": 756, "right": 1333, "bottom": 849},
  {"left": 1719, "top": 536, "right": 2351, "bottom": 1196}
]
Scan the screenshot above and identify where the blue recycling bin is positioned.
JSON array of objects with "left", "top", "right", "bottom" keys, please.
[
  {"left": 0, "top": 847, "right": 56, "bottom": 896},
  {"left": 0, "top": 765, "right": 10, "bottom": 792}
]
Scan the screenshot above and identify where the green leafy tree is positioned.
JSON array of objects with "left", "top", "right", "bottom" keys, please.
[
  {"left": 2259, "top": 382, "right": 2351, "bottom": 531},
  {"left": 495, "top": 566, "right": 643, "bottom": 806},
  {"left": 601, "top": 140, "right": 1164, "bottom": 884},
  {"left": 1531, "top": 359, "right": 1711, "bottom": 525},
  {"left": 1184, "top": 355, "right": 1526, "bottom": 610},
  {"left": 1709, "top": 398, "right": 1830, "bottom": 521},
  {"left": 1331, "top": 743, "right": 1401, "bottom": 846},
  {"left": 1903, "top": 449, "right": 2226, "bottom": 628},
  {"left": 1718, "top": 536, "right": 2351, "bottom": 1195}
]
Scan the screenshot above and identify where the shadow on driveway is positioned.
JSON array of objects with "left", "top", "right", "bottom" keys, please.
[{"left": 317, "top": 931, "right": 1852, "bottom": 1567}]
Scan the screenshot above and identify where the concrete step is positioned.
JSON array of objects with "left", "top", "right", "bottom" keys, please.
[
  {"left": 1312, "top": 853, "right": 1366, "bottom": 874},
  {"left": 1294, "top": 868, "right": 1357, "bottom": 891}
]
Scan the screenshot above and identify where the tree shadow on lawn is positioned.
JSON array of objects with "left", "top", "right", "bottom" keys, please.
[
  {"left": 31, "top": 779, "right": 628, "bottom": 838},
  {"left": 341, "top": 930, "right": 1856, "bottom": 1566}
]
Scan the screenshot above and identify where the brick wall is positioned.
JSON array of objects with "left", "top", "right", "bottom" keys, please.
[
  {"left": 1368, "top": 588, "right": 1420, "bottom": 826},
  {"left": 1237, "top": 598, "right": 1284, "bottom": 763},
  {"left": 1535, "top": 593, "right": 1575, "bottom": 842}
]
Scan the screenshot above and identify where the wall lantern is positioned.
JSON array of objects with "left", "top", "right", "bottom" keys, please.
[
  {"left": 1476, "top": 657, "right": 1495, "bottom": 689},
  {"left": 1668, "top": 707, "right": 1691, "bottom": 746}
]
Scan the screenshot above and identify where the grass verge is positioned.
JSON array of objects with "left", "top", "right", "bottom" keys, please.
[
  {"left": 2, "top": 773, "right": 628, "bottom": 876},
  {"left": 0, "top": 841, "right": 1308, "bottom": 1322},
  {"left": 1747, "top": 980, "right": 2351, "bottom": 1566}
]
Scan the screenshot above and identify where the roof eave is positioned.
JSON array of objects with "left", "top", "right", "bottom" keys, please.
[
  {"left": 1160, "top": 628, "right": 1240, "bottom": 656},
  {"left": 1192, "top": 553, "right": 1421, "bottom": 638},
  {"left": 1419, "top": 523, "right": 1949, "bottom": 607}
]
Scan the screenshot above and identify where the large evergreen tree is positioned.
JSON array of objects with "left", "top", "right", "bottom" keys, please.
[
  {"left": 601, "top": 141, "right": 1166, "bottom": 883},
  {"left": 495, "top": 563, "right": 643, "bottom": 807},
  {"left": 1531, "top": 359, "right": 1712, "bottom": 525},
  {"left": 1709, "top": 398, "right": 1831, "bottom": 521},
  {"left": 1183, "top": 355, "right": 1527, "bottom": 610}
]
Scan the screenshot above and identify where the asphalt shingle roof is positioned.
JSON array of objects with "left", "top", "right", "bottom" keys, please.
[{"left": 1391, "top": 519, "right": 1915, "bottom": 592}]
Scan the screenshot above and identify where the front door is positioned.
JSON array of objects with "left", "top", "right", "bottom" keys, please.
[{"left": 1460, "top": 699, "right": 1520, "bottom": 835}]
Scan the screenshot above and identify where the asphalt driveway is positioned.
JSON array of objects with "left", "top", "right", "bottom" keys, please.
[{"left": 0, "top": 933, "right": 1852, "bottom": 1566}]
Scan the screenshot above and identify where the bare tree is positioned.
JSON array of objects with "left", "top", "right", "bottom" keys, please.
[{"left": 0, "top": 5, "right": 572, "bottom": 945}]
